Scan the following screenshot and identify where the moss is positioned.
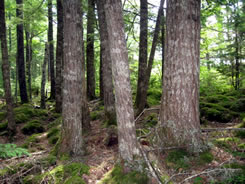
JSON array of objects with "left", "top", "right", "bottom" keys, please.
[
  {"left": 47, "top": 117, "right": 62, "bottom": 129},
  {"left": 90, "top": 111, "right": 102, "bottom": 121},
  {"left": 0, "top": 121, "right": 8, "bottom": 132},
  {"left": 32, "top": 162, "right": 89, "bottom": 184},
  {"left": 147, "top": 88, "right": 162, "bottom": 106},
  {"left": 222, "top": 162, "right": 245, "bottom": 184},
  {"left": 238, "top": 143, "right": 245, "bottom": 149},
  {"left": 0, "top": 168, "right": 8, "bottom": 177},
  {"left": 197, "top": 151, "right": 213, "bottom": 165},
  {"left": 64, "top": 176, "right": 86, "bottom": 184},
  {"left": 21, "top": 120, "right": 44, "bottom": 135},
  {"left": 235, "top": 130, "right": 245, "bottom": 138},
  {"left": 166, "top": 149, "right": 190, "bottom": 169},
  {"left": 200, "top": 102, "right": 238, "bottom": 123},
  {"left": 0, "top": 111, "right": 6, "bottom": 121},
  {"left": 49, "top": 136, "right": 59, "bottom": 145},
  {"left": 21, "top": 133, "right": 40, "bottom": 149},
  {"left": 47, "top": 127, "right": 60, "bottom": 138},
  {"left": 144, "top": 113, "right": 158, "bottom": 127},
  {"left": 99, "top": 165, "right": 148, "bottom": 184}
]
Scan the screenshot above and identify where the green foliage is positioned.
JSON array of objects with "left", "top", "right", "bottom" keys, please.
[
  {"left": 147, "top": 88, "right": 162, "bottom": 106},
  {"left": 21, "top": 134, "right": 40, "bottom": 149},
  {"left": 220, "top": 162, "right": 245, "bottom": 184},
  {"left": 0, "top": 111, "right": 6, "bottom": 121},
  {"left": 193, "top": 177, "right": 204, "bottom": 184},
  {"left": 200, "top": 102, "right": 239, "bottom": 122},
  {"left": 21, "top": 120, "right": 44, "bottom": 135},
  {"left": 0, "top": 121, "right": 8, "bottom": 132},
  {"left": 166, "top": 149, "right": 190, "bottom": 169},
  {"left": 144, "top": 113, "right": 158, "bottom": 127},
  {"left": 166, "top": 149, "right": 213, "bottom": 170},
  {"left": 31, "top": 162, "right": 89, "bottom": 184},
  {"left": 99, "top": 165, "right": 148, "bottom": 184},
  {"left": 0, "top": 144, "right": 29, "bottom": 158},
  {"left": 90, "top": 111, "right": 102, "bottom": 121}
]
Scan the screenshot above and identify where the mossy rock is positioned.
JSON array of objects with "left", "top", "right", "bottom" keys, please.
[
  {"left": 14, "top": 104, "right": 34, "bottom": 124},
  {"left": 32, "top": 162, "right": 89, "bottom": 184},
  {"left": 200, "top": 102, "right": 238, "bottom": 123},
  {"left": 99, "top": 165, "right": 148, "bottom": 184},
  {"left": 0, "top": 121, "right": 8, "bottom": 132},
  {"left": 0, "top": 111, "right": 6, "bottom": 121},
  {"left": 21, "top": 120, "right": 44, "bottom": 135},
  {"left": 197, "top": 151, "right": 214, "bottom": 165}
]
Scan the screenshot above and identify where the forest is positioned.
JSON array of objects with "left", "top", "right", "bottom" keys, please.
[{"left": 0, "top": 0, "right": 244, "bottom": 183}]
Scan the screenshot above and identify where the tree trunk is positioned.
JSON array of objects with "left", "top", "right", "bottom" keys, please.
[
  {"left": 41, "top": 44, "right": 49, "bottom": 109},
  {"left": 234, "top": 32, "right": 240, "bottom": 90},
  {"left": 25, "top": 30, "right": 32, "bottom": 100},
  {"left": 16, "top": 0, "right": 28, "bottom": 103},
  {"left": 135, "top": 0, "right": 148, "bottom": 110},
  {"left": 48, "top": 0, "right": 56, "bottom": 100},
  {"left": 97, "top": 0, "right": 116, "bottom": 125},
  {"left": 104, "top": 0, "right": 139, "bottom": 162},
  {"left": 59, "top": 0, "right": 85, "bottom": 156},
  {"left": 0, "top": 0, "right": 16, "bottom": 135},
  {"left": 161, "top": 7, "right": 165, "bottom": 82},
  {"left": 159, "top": 0, "right": 206, "bottom": 153},
  {"left": 86, "top": 0, "right": 96, "bottom": 100},
  {"left": 136, "top": 0, "right": 164, "bottom": 115},
  {"left": 55, "top": 0, "right": 63, "bottom": 113}
]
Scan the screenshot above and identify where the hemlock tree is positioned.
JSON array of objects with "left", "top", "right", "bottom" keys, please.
[
  {"left": 59, "top": 0, "right": 85, "bottom": 156},
  {"left": 135, "top": 0, "right": 148, "bottom": 111},
  {"left": 97, "top": 0, "right": 116, "bottom": 125},
  {"left": 41, "top": 44, "right": 49, "bottom": 109},
  {"left": 86, "top": 0, "right": 96, "bottom": 100},
  {"left": 159, "top": 0, "right": 207, "bottom": 153},
  {"left": 55, "top": 0, "right": 63, "bottom": 113},
  {"left": 0, "top": 0, "right": 16, "bottom": 135},
  {"left": 16, "top": 0, "right": 28, "bottom": 103},
  {"left": 135, "top": 0, "right": 164, "bottom": 115},
  {"left": 104, "top": 0, "right": 139, "bottom": 162},
  {"left": 48, "top": 0, "right": 55, "bottom": 99}
]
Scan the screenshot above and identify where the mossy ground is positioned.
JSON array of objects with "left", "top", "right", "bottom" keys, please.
[{"left": 98, "top": 164, "right": 148, "bottom": 184}]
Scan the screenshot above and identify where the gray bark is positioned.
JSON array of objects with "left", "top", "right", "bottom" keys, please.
[
  {"left": 59, "top": 0, "right": 85, "bottom": 156},
  {"left": 159, "top": 0, "right": 206, "bottom": 153},
  {"left": 104, "top": 0, "right": 139, "bottom": 162},
  {"left": 97, "top": 0, "right": 116, "bottom": 125},
  {"left": 0, "top": 0, "right": 16, "bottom": 135},
  {"left": 41, "top": 44, "right": 48, "bottom": 109}
]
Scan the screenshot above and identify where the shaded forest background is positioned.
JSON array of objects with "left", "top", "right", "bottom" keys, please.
[{"left": 0, "top": 0, "right": 245, "bottom": 184}]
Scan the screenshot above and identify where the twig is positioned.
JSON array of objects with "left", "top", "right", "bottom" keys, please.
[
  {"left": 138, "top": 143, "right": 163, "bottom": 184},
  {"left": 134, "top": 108, "right": 160, "bottom": 123}
]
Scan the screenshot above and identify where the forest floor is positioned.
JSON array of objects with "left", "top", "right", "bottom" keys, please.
[{"left": 0, "top": 101, "right": 244, "bottom": 184}]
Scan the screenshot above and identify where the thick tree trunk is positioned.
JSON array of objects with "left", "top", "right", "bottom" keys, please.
[
  {"left": 97, "top": 0, "right": 116, "bottom": 125},
  {"left": 48, "top": 0, "right": 56, "bottom": 100},
  {"left": 104, "top": 0, "right": 139, "bottom": 162},
  {"left": 41, "top": 44, "right": 49, "bottom": 109},
  {"left": 16, "top": 0, "right": 28, "bottom": 103},
  {"left": 135, "top": 0, "right": 148, "bottom": 109},
  {"left": 55, "top": 0, "right": 63, "bottom": 113},
  {"left": 159, "top": 0, "right": 206, "bottom": 153},
  {"left": 59, "top": 0, "right": 85, "bottom": 156},
  {"left": 136, "top": 0, "right": 164, "bottom": 115},
  {"left": 0, "top": 0, "right": 16, "bottom": 135},
  {"left": 25, "top": 30, "right": 32, "bottom": 100},
  {"left": 86, "top": 0, "right": 96, "bottom": 100}
]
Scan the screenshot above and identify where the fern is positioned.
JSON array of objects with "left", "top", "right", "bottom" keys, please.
[{"left": 0, "top": 144, "right": 30, "bottom": 159}]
